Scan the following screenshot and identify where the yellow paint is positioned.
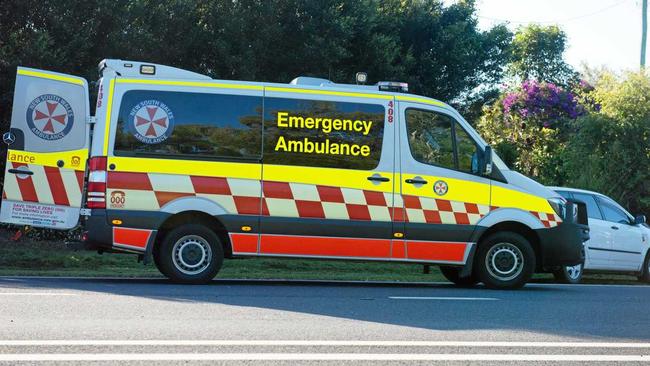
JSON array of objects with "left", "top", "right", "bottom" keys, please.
[
  {"left": 393, "top": 232, "right": 404, "bottom": 238},
  {"left": 108, "top": 156, "right": 262, "bottom": 180},
  {"left": 112, "top": 219, "right": 123, "bottom": 225},
  {"left": 6, "top": 149, "right": 88, "bottom": 171},
  {"left": 401, "top": 174, "right": 490, "bottom": 206},
  {"left": 17, "top": 69, "right": 85, "bottom": 86},
  {"left": 116, "top": 78, "right": 263, "bottom": 91},
  {"left": 491, "top": 185, "right": 555, "bottom": 214},
  {"left": 241, "top": 226, "right": 252, "bottom": 232},
  {"left": 266, "top": 86, "right": 393, "bottom": 100},
  {"left": 102, "top": 78, "right": 115, "bottom": 155},
  {"left": 396, "top": 95, "right": 445, "bottom": 107}
]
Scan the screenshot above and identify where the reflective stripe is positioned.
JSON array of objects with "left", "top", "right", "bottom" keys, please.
[
  {"left": 108, "top": 156, "right": 261, "bottom": 181},
  {"left": 116, "top": 78, "right": 263, "bottom": 91},
  {"left": 102, "top": 78, "right": 115, "bottom": 155},
  {"left": 266, "top": 86, "right": 392, "bottom": 100},
  {"left": 10, "top": 163, "right": 38, "bottom": 202},
  {"left": 260, "top": 234, "right": 392, "bottom": 258},
  {"left": 29, "top": 165, "right": 54, "bottom": 205},
  {"left": 229, "top": 233, "right": 258, "bottom": 254},
  {"left": 6, "top": 149, "right": 88, "bottom": 171},
  {"left": 396, "top": 95, "right": 445, "bottom": 106},
  {"left": 43, "top": 166, "right": 70, "bottom": 206},
  {"left": 17, "top": 69, "right": 84, "bottom": 86},
  {"left": 112, "top": 227, "right": 152, "bottom": 250},
  {"left": 405, "top": 241, "right": 467, "bottom": 262}
]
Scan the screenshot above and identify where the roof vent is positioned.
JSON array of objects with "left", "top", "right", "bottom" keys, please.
[
  {"left": 290, "top": 76, "right": 334, "bottom": 87},
  {"left": 378, "top": 81, "right": 408, "bottom": 93}
]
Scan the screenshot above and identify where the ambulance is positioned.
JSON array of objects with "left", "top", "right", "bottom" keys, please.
[{"left": 0, "top": 60, "right": 589, "bottom": 289}]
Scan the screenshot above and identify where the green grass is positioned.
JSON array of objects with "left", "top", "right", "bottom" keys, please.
[{"left": 0, "top": 237, "right": 646, "bottom": 285}]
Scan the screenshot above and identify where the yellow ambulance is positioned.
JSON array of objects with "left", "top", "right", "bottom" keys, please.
[{"left": 0, "top": 60, "right": 589, "bottom": 289}]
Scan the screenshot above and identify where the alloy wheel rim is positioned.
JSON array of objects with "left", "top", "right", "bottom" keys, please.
[
  {"left": 486, "top": 242, "right": 524, "bottom": 281},
  {"left": 172, "top": 235, "right": 212, "bottom": 275},
  {"left": 565, "top": 263, "right": 582, "bottom": 280}
]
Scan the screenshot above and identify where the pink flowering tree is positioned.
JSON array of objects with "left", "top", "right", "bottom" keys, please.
[{"left": 478, "top": 80, "right": 588, "bottom": 183}]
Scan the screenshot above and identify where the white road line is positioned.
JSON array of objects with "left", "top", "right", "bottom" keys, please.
[
  {"left": 0, "top": 292, "right": 76, "bottom": 296},
  {"left": 388, "top": 296, "right": 498, "bottom": 301},
  {"left": 2, "top": 340, "right": 650, "bottom": 348},
  {"left": 0, "top": 353, "right": 648, "bottom": 362}
]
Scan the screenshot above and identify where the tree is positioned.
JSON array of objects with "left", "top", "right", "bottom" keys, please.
[
  {"left": 508, "top": 24, "right": 578, "bottom": 86},
  {"left": 562, "top": 71, "right": 650, "bottom": 216},
  {"left": 478, "top": 80, "right": 586, "bottom": 183}
]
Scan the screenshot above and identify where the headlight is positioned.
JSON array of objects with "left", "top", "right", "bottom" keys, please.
[{"left": 548, "top": 197, "right": 566, "bottom": 219}]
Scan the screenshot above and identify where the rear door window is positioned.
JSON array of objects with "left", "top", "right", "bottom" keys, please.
[{"left": 114, "top": 90, "right": 262, "bottom": 161}]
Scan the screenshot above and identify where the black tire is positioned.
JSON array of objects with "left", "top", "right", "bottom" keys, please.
[
  {"left": 440, "top": 266, "right": 479, "bottom": 287},
  {"left": 158, "top": 224, "right": 224, "bottom": 284},
  {"left": 638, "top": 252, "right": 650, "bottom": 283},
  {"left": 476, "top": 232, "right": 536, "bottom": 290},
  {"left": 553, "top": 263, "right": 584, "bottom": 284}
]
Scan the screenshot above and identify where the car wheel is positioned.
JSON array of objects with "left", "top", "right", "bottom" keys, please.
[
  {"left": 476, "top": 232, "right": 535, "bottom": 290},
  {"left": 638, "top": 252, "right": 650, "bottom": 283},
  {"left": 158, "top": 224, "right": 224, "bottom": 284},
  {"left": 553, "top": 263, "right": 584, "bottom": 284},
  {"left": 440, "top": 266, "right": 479, "bottom": 287}
]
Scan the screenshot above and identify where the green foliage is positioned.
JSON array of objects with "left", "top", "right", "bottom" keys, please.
[
  {"left": 508, "top": 25, "right": 578, "bottom": 86},
  {"left": 562, "top": 72, "right": 650, "bottom": 216},
  {"left": 0, "top": 0, "right": 513, "bottom": 129},
  {"left": 478, "top": 80, "right": 584, "bottom": 184}
]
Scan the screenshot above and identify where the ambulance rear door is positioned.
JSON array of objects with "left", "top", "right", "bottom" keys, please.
[{"left": 0, "top": 67, "right": 90, "bottom": 229}]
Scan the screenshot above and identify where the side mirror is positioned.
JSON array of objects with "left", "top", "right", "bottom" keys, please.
[
  {"left": 635, "top": 214, "right": 646, "bottom": 225},
  {"left": 481, "top": 145, "right": 493, "bottom": 175}
]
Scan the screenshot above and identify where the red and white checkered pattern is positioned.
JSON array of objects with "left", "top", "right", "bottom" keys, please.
[
  {"left": 106, "top": 172, "right": 560, "bottom": 227},
  {"left": 530, "top": 210, "right": 561, "bottom": 228},
  {"left": 2, "top": 162, "right": 85, "bottom": 207}
]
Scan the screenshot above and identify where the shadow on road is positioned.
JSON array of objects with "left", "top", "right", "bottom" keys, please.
[{"left": 1, "top": 276, "right": 648, "bottom": 340}]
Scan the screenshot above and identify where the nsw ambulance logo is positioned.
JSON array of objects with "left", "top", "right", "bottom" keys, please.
[
  {"left": 433, "top": 180, "right": 448, "bottom": 196},
  {"left": 25, "top": 94, "right": 74, "bottom": 140},
  {"left": 128, "top": 100, "right": 174, "bottom": 144}
]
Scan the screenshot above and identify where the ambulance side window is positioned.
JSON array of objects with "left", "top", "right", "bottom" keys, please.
[
  {"left": 263, "top": 97, "right": 385, "bottom": 170},
  {"left": 113, "top": 90, "right": 262, "bottom": 161},
  {"left": 405, "top": 108, "right": 480, "bottom": 174}
]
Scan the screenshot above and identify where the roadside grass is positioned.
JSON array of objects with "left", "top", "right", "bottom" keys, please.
[{"left": 0, "top": 236, "right": 646, "bottom": 285}]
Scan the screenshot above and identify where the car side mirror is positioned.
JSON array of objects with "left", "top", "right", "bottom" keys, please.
[
  {"left": 635, "top": 214, "right": 646, "bottom": 225},
  {"left": 481, "top": 145, "right": 493, "bottom": 176}
]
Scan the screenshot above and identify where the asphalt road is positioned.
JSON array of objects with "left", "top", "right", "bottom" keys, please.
[{"left": 0, "top": 277, "right": 649, "bottom": 365}]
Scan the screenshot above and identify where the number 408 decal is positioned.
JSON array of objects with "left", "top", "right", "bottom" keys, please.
[{"left": 387, "top": 100, "right": 394, "bottom": 123}]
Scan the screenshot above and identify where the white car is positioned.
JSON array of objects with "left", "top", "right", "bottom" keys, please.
[{"left": 550, "top": 187, "right": 649, "bottom": 284}]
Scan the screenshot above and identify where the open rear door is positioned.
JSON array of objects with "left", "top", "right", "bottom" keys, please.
[{"left": 0, "top": 67, "right": 90, "bottom": 229}]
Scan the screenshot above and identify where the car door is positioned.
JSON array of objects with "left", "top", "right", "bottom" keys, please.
[
  {"left": 597, "top": 197, "right": 645, "bottom": 270},
  {"left": 259, "top": 89, "right": 396, "bottom": 259},
  {"left": 570, "top": 192, "right": 612, "bottom": 269},
  {"left": 396, "top": 102, "right": 490, "bottom": 264},
  {"left": 0, "top": 67, "right": 90, "bottom": 229}
]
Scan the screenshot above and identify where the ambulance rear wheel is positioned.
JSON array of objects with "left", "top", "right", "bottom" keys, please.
[
  {"left": 440, "top": 266, "right": 479, "bottom": 287},
  {"left": 476, "top": 232, "right": 535, "bottom": 290},
  {"left": 158, "top": 224, "right": 224, "bottom": 284}
]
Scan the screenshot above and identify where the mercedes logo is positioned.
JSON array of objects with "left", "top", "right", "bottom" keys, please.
[{"left": 2, "top": 132, "right": 15, "bottom": 145}]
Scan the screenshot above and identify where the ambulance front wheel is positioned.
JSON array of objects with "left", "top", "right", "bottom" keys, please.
[
  {"left": 476, "top": 232, "right": 535, "bottom": 290},
  {"left": 158, "top": 224, "right": 224, "bottom": 284}
]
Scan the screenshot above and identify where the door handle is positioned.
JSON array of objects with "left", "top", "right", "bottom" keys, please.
[
  {"left": 367, "top": 176, "right": 390, "bottom": 182},
  {"left": 611, "top": 226, "right": 619, "bottom": 230},
  {"left": 8, "top": 169, "right": 33, "bottom": 175},
  {"left": 405, "top": 178, "right": 428, "bottom": 185}
]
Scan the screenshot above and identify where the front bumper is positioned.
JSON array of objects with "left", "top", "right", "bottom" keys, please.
[{"left": 536, "top": 201, "right": 589, "bottom": 268}]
